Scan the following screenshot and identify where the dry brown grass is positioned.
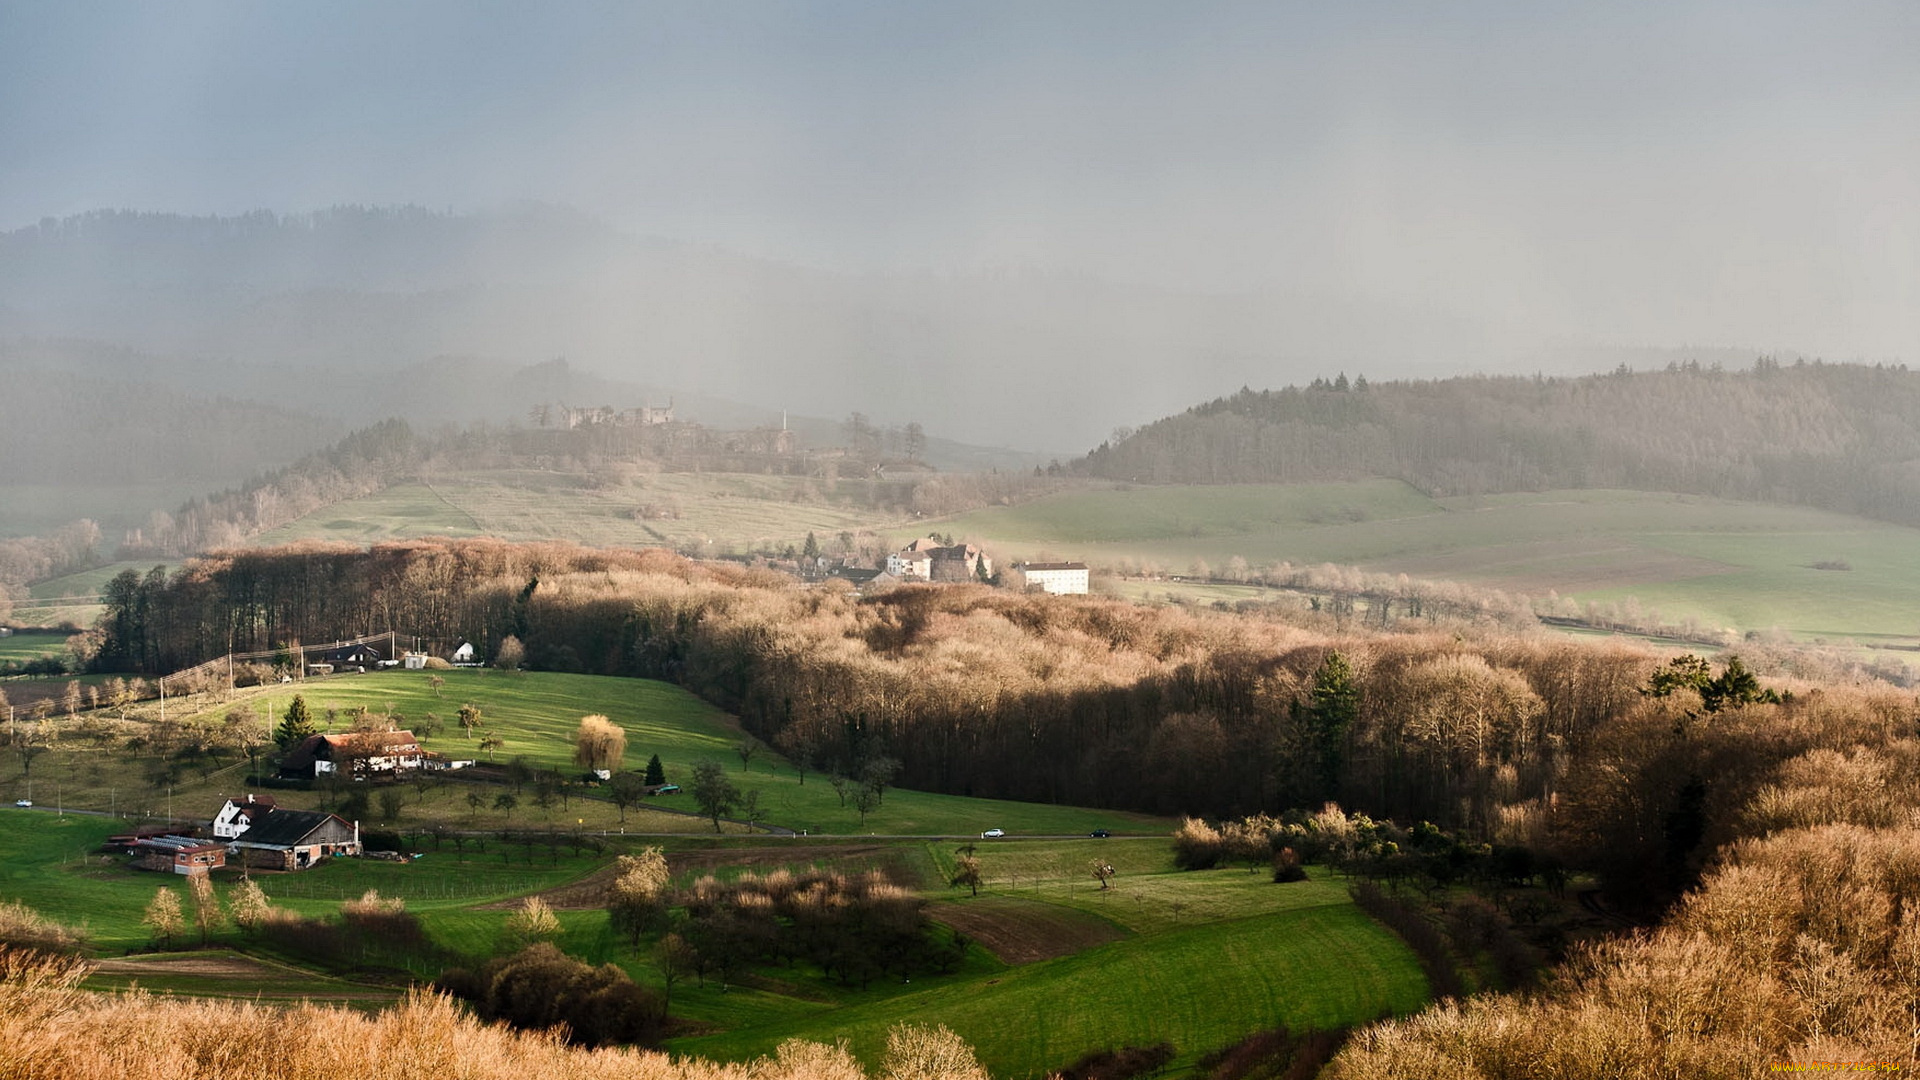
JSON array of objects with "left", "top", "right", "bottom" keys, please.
[
  {"left": 0, "top": 947, "right": 987, "bottom": 1080},
  {"left": 1328, "top": 777, "right": 1920, "bottom": 1076},
  {"left": 0, "top": 902, "right": 85, "bottom": 956}
]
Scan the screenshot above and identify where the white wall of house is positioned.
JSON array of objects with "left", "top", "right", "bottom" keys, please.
[
  {"left": 886, "top": 552, "right": 932, "bottom": 579},
  {"left": 212, "top": 801, "right": 256, "bottom": 839},
  {"left": 1023, "top": 566, "right": 1090, "bottom": 594}
]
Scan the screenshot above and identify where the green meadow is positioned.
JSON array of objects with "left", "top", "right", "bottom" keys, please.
[
  {"left": 0, "top": 680, "right": 1428, "bottom": 1076},
  {"left": 251, "top": 470, "right": 902, "bottom": 554},
  {"left": 0, "top": 630, "right": 73, "bottom": 664},
  {"left": 9, "top": 669, "right": 1170, "bottom": 838},
  {"left": 936, "top": 483, "right": 1920, "bottom": 642},
  {"left": 669, "top": 847, "right": 1426, "bottom": 1077}
]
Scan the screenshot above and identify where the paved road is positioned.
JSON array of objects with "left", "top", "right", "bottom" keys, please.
[{"left": 6, "top": 803, "right": 1135, "bottom": 843}]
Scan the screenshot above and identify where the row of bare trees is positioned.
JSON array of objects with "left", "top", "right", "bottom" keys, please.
[{"left": 96, "top": 539, "right": 1680, "bottom": 840}]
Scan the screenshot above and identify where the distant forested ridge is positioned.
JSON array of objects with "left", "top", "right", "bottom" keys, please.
[
  {"left": 1079, "top": 361, "right": 1920, "bottom": 525},
  {"left": 0, "top": 356, "right": 341, "bottom": 484}
]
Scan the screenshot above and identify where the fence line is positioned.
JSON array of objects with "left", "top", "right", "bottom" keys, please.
[{"left": 155, "top": 630, "right": 406, "bottom": 694}]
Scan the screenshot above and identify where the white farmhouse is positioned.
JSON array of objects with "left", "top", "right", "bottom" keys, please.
[
  {"left": 212, "top": 793, "right": 279, "bottom": 839},
  {"left": 279, "top": 731, "right": 426, "bottom": 778},
  {"left": 1019, "top": 561, "right": 1090, "bottom": 595}
]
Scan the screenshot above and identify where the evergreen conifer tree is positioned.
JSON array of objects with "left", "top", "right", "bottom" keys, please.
[{"left": 275, "top": 695, "right": 317, "bottom": 749}]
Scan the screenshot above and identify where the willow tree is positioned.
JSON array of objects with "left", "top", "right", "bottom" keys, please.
[{"left": 573, "top": 714, "right": 627, "bottom": 774}]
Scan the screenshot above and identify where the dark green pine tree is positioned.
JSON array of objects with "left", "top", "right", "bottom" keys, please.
[
  {"left": 1305, "top": 652, "right": 1359, "bottom": 798},
  {"left": 802, "top": 531, "right": 821, "bottom": 560},
  {"left": 276, "top": 695, "right": 317, "bottom": 749},
  {"left": 644, "top": 753, "right": 666, "bottom": 786}
]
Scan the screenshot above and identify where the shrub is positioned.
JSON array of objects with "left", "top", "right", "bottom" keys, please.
[
  {"left": 1350, "top": 883, "right": 1461, "bottom": 1000},
  {"left": 1173, "top": 817, "right": 1225, "bottom": 870},
  {"left": 436, "top": 943, "right": 666, "bottom": 1048},
  {"left": 1272, "top": 847, "right": 1308, "bottom": 883},
  {"left": 1199, "top": 1025, "right": 1353, "bottom": 1080},
  {"left": 0, "top": 902, "right": 85, "bottom": 955},
  {"left": 1052, "top": 1042, "right": 1176, "bottom": 1080},
  {"left": 274, "top": 891, "right": 444, "bottom": 973}
]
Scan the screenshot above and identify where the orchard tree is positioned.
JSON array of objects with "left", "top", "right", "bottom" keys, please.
[
  {"left": 690, "top": 760, "right": 739, "bottom": 833},
  {"left": 230, "top": 878, "right": 272, "bottom": 934},
  {"left": 1091, "top": 859, "right": 1117, "bottom": 890},
  {"left": 224, "top": 706, "right": 270, "bottom": 779},
  {"left": 9, "top": 722, "right": 51, "bottom": 791},
  {"left": 457, "top": 703, "right": 482, "bottom": 739},
  {"left": 951, "top": 854, "right": 983, "bottom": 897},
  {"left": 495, "top": 635, "right": 525, "bottom": 672},
  {"left": 607, "top": 847, "right": 671, "bottom": 945},
  {"left": 142, "top": 887, "right": 184, "bottom": 950},
  {"left": 504, "top": 896, "right": 562, "bottom": 950},
  {"left": 608, "top": 771, "right": 647, "bottom": 822},
  {"left": 655, "top": 932, "right": 698, "bottom": 1010},
  {"left": 189, "top": 872, "right": 224, "bottom": 946}
]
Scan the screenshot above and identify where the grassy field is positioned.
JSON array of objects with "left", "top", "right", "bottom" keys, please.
[
  {"left": 0, "top": 631, "right": 73, "bottom": 664},
  {"left": 937, "top": 483, "right": 1920, "bottom": 642},
  {"left": 4, "top": 669, "right": 1171, "bottom": 839},
  {"left": 0, "top": 795, "right": 1420, "bottom": 1078},
  {"left": 671, "top": 848, "right": 1427, "bottom": 1077},
  {"left": 8, "top": 560, "right": 177, "bottom": 629},
  {"left": 250, "top": 471, "right": 905, "bottom": 555}
]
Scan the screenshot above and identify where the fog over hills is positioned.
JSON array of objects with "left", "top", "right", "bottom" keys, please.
[
  {"left": 0, "top": 204, "right": 1512, "bottom": 453},
  {"left": 6, "top": 4, "right": 1915, "bottom": 456}
]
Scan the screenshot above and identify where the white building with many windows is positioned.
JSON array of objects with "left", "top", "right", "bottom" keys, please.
[{"left": 1018, "top": 561, "right": 1090, "bottom": 595}]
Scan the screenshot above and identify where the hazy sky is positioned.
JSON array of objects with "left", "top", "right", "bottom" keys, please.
[{"left": 3, "top": 0, "right": 1917, "bottom": 364}]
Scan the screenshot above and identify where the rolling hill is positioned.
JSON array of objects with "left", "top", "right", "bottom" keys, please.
[
  {"left": 1078, "top": 362, "right": 1920, "bottom": 527},
  {"left": 932, "top": 482, "right": 1920, "bottom": 643}
]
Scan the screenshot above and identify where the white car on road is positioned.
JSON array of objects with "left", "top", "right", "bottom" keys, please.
[{"left": 980, "top": 828, "right": 1005, "bottom": 838}]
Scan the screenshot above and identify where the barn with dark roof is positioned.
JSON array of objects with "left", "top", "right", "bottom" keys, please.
[{"left": 226, "top": 808, "right": 360, "bottom": 871}]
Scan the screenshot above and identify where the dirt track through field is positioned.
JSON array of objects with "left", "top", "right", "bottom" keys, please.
[
  {"left": 87, "top": 952, "right": 403, "bottom": 1003},
  {"left": 930, "top": 895, "right": 1131, "bottom": 964},
  {"left": 93, "top": 955, "right": 279, "bottom": 979}
]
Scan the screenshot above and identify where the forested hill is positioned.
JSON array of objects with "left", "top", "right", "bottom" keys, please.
[{"left": 1077, "top": 361, "right": 1920, "bottom": 525}]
